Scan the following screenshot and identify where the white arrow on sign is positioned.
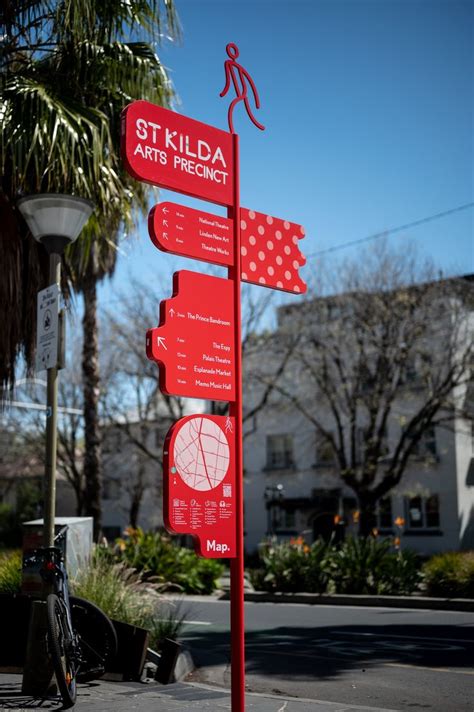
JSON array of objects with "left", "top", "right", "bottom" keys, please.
[
  {"left": 162, "top": 207, "right": 169, "bottom": 214},
  {"left": 169, "top": 308, "right": 175, "bottom": 317},
  {"left": 163, "top": 219, "right": 168, "bottom": 226},
  {"left": 162, "top": 232, "right": 168, "bottom": 240},
  {"left": 157, "top": 336, "right": 167, "bottom": 350}
]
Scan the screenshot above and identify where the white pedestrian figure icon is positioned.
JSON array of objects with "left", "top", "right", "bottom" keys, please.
[{"left": 225, "top": 416, "right": 233, "bottom": 434}]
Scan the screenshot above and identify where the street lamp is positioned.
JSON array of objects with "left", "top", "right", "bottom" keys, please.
[
  {"left": 17, "top": 194, "right": 93, "bottom": 548},
  {"left": 264, "top": 484, "right": 285, "bottom": 536}
]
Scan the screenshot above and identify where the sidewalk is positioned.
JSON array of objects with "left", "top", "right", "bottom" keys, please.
[{"left": 0, "top": 673, "right": 400, "bottom": 712}]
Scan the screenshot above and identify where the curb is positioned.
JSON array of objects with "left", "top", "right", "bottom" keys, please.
[{"left": 218, "top": 590, "right": 474, "bottom": 612}]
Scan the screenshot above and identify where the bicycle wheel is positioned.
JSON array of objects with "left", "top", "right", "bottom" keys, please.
[
  {"left": 47, "top": 593, "right": 77, "bottom": 709},
  {"left": 69, "top": 596, "right": 118, "bottom": 682}
]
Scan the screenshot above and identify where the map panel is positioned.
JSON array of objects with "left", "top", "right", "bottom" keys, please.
[{"left": 163, "top": 414, "right": 236, "bottom": 558}]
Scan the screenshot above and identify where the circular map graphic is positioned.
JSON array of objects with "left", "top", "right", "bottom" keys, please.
[{"left": 173, "top": 417, "right": 230, "bottom": 491}]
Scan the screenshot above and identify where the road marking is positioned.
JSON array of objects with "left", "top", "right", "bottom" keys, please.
[
  {"left": 181, "top": 620, "right": 212, "bottom": 626},
  {"left": 332, "top": 631, "right": 474, "bottom": 644},
  {"left": 386, "top": 662, "right": 474, "bottom": 676},
  {"left": 277, "top": 702, "right": 288, "bottom": 712}
]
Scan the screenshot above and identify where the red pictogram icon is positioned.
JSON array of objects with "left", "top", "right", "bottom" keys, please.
[
  {"left": 163, "top": 414, "right": 236, "bottom": 558},
  {"left": 220, "top": 43, "right": 265, "bottom": 133}
]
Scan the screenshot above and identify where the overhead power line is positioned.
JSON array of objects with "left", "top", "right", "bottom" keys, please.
[{"left": 307, "top": 202, "right": 474, "bottom": 258}]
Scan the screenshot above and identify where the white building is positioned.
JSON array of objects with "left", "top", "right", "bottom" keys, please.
[{"left": 242, "top": 275, "right": 474, "bottom": 556}]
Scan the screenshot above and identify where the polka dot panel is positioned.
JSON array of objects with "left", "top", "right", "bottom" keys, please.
[{"left": 239, "top": 207, "right": 307, "bottom": 294}]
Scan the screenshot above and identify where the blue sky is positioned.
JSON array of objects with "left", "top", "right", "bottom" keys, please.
[{"left": 99, "top": 0, "right": 473, "bottom": 312}]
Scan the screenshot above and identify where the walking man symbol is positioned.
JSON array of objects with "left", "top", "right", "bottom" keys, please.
[{"left": 220, "top": 43, "right": 265, "bottom": 133}]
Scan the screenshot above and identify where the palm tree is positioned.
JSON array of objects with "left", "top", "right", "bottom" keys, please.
[{"left": 0, "top": 0, "right": 180, "bottom": 538}]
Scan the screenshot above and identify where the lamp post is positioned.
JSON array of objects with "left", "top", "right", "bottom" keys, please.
[
  {"left": 17, "top": 194, "right": 93, "bottom": 548},
  {"left": 264, "top": 484, "right": 284, "bottom": 536}
]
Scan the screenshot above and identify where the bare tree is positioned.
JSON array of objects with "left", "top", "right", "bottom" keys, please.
[
  {"left": 257, "top": 243, "right": 473, "bottom": 535},
  {"left": 101, "top": 282, "right": 186, "bottom": 527},
  {"left": 0, "top": 360, "right": 85, "bottom": 515}
]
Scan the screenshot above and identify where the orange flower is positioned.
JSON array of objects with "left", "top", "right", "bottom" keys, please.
[
  {"left": 393, "top": 536, "right": 401, "bottom": 549},
  {"left": 333, "top": 514, "right": 343, "bottom": 525},
  {"left": 394, "top": 517, "right": 405, "bottom": 528},
  {"left": 371, "top": 527, "right": 379, "bottom": 537},
  {"left": 352, "top": 510, "right": 360, "bottom": 523},
  {"left": 303, "top": 545, "right": 310, "bottom": 554}
]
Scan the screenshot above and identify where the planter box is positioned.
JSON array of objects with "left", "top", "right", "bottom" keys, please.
[
  {"left": 107, "top": 619, "right": 149, "bottom": 681},
  {"left": 0, "top": 594, "right": 31, "bottom": 667}
]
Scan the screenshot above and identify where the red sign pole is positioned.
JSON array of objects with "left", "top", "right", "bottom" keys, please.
[{"left": 228, "top": 132, "right": 245, "bottom": 712}]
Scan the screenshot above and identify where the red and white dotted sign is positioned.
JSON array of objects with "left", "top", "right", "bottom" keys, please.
[{"left": 240, "top": 208, "right": 307, "bottom": 294}]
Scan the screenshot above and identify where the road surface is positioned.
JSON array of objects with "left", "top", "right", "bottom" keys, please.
[{"left": 169, "top": 597, "right": 474, "bottom": 712}]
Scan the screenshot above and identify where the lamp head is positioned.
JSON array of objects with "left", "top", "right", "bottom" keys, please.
[{"left": 17, "top": 194, "right": 94, "bottom": 254}]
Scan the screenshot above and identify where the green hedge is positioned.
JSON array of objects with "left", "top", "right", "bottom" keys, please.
[
  {"left": 249, "top": 536, "right": 421, "bottom": 596},
  {"left": 0, "top": 550, "right": 22, "bottom": 594},
  {"left": 422, "top": 551, "right": 474, "bottom": 598}
]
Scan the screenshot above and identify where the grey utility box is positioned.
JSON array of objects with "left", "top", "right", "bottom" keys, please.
[{"left": 22, "top": 517, "right": 93, "bottom": 594}]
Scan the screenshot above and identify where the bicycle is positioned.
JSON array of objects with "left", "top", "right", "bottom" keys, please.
[{"left": 24, "top": 526, "right": 118, "bottom": 708}]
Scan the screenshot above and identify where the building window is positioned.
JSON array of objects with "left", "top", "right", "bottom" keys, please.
[
  {"left": 405, "top": 494, "right": 440, "bottom": 529},
  {"left": 266, "top": 434, "right": 294, "bottom": 469},
  {"left": 315, "top": 435, "right": 335, "bottom": 467},
  {"left": 284, "top": 510, "right": 296, "bottom": 528},
  {"left": 412, "top": 426, "right": 438, "bottom": 459}
]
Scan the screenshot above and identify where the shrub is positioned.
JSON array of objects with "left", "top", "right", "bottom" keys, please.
[
  {"left": 251, "top": 537, "right": 330, "bottom": 593},
  {"left": 0, "top": 550, "right": 22, "bottom": 594},
  {"left": 114, "top": 528, "right": 224, "bottom": 595},
  {"left": 328, "top": 537, "right": 420, "bottom": 595},
  {"left": 72, "top": 547, "right": 185, "bottom": 651},
  {"left": 423, "top": 551, "right": 474, "bottom": 598},
  {"left": 249, "top": 536, "right": 421, "bottom": 595}
]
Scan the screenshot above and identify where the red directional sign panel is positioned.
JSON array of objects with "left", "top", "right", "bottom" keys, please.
[
  {"left": 149, "top": 202, "right": 307, "bottom": 294},
  {"left": 163, "top": 414, "right": 236, "bottom": 558},
  {"left": 146, "top": 271, "right": 235, "bottom": 401},
  {"left": 121, "top": 101, "right": 233, "bottom": 206},
  {"left": 240, "top": 208, "right": 307, "bottom": 294},
  {"left": 149, "top": 202, "right": 233, "bottom": 266}
]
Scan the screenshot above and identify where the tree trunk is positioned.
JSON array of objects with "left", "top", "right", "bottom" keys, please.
[
  {"left": 357, "top": 492, "right": 377, "bottom": 538},
  {"left": 129, "top": 459, "right": 145, "bottom": 529},
  {"left": 82, "top": 277, "right": 102, "bottom": 541}
]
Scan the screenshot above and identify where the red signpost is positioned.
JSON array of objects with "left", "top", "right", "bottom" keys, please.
[{"left": 121, "top": 44, "right": 306, "bottom": 712}]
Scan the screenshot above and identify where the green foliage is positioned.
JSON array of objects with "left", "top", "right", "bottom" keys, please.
[
  {"left": 0, "top": 550, "right": 22, "bottom": 594},
  {"left": 250, "top": 536, "right": 421, "bottom": 595},
  {"left": 422, "top": 551, "right": 474, "bottom": 598},
  {"left": 114, "top": 528, "right": 224, "bottom": 595},
  {"left": 251, "top": 537, "right": 330, "bottom": 593},
  {"left": 72, "top": 547, "right": 184, "bottom": 650},
  {"left": 328, "top": 537, "right": 420, "bottom": 595}
]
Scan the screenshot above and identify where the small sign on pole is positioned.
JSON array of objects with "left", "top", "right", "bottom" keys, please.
[{"left": 36, "top": 285, "right": 60, "bottom": 372}]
